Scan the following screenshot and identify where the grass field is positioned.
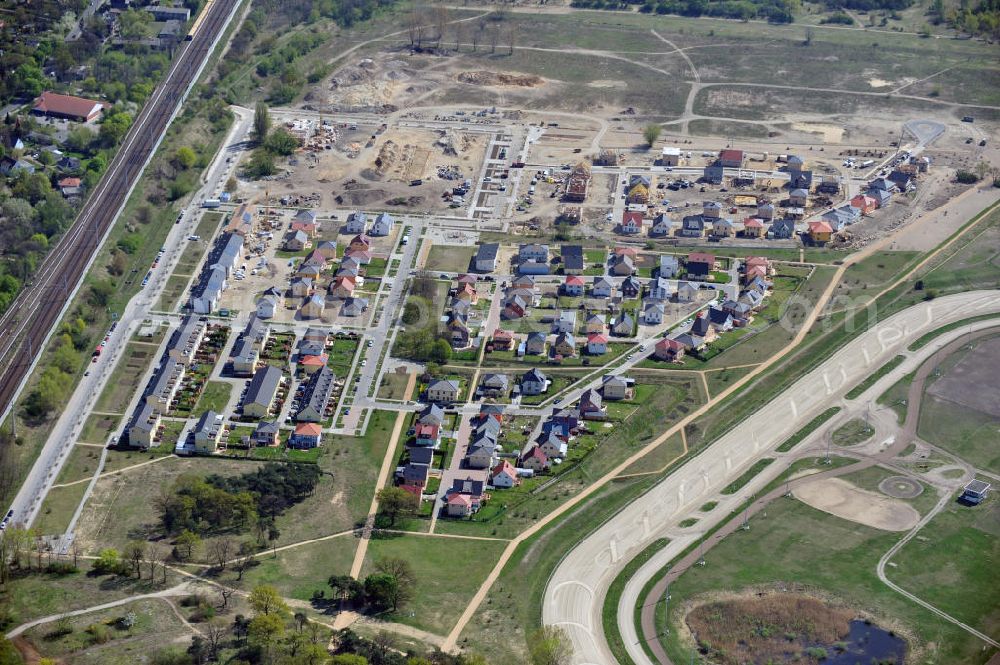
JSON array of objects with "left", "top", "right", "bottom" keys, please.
[
  {"left": 887, "top": 494, "right": 1000, "bottom": 636},
  {"left": 425, "top": 244, "right": 475, "bottom": 273},
  {"left": 34, "top": 482, "right": 89, "bottom": 535},
  {"left": 618, "top": 432, "right": 686, "bottom": 477},
  {"left": 239, "top": 534, "right": 357, "bottom": 602},
  {"left": 918, "top": 394, "right": 1000, "bottom": 474},
  {"left": 833, "top": 252, "right": 920, "bottom": 304},
  {"left": 55, "top": 444, "right": 104, "bottom": 485},
  {"left": 658, "top": 498, "right": 996, "bottom": 665},
  {"left": 95, "top": 344, "right": 157, "bottom": 414},
  {"left": 603, "top": 538, "right": 670, "bottom": 665},
  {"left": 908, "top": 313, "right": 1000, "bottom": 351},
  {"left": 361, "top": 534, "right": 508, "bottom": 636},
  {"left": 0, "top": 567, "right": 178, "bottom": 628},
  {"left": 720, "top": 458, "right": 774, "bottom": 495},
  {"left": 22, "top": 597, "right": 188, "bottom": 665},
  {"left": 378, "top": 371, "right": 412, "bottom": 400},
  {"left": 80, "top": 413, "right": 121, "bottom": 444},
  {"left": 194, "top": 380, "right": 232, "bottom": 414},
  {"left": 838, "top": 465, "right": 939, "bottom": 517},
  {"left": 155, "top": 274, "right": 190, "bottom": 312}
]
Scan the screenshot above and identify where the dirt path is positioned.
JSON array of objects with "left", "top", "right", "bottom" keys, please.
[{"left": 637, "top": 325, "right": 1000, "bottom": 663}]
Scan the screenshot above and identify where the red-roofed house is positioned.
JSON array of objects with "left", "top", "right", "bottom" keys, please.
[
  {"left": 619, "top": 211, "right": 643, "bottom": 235},
  {"left": 808, "top": 221, "right": 833, "bottom": 243},
  {"left": 742, "top": 217, "right": 764, "bottom": 238},
  {"left": 291, "top": 221, "right": 317, "bottom": 236},
  {"left": 290, "top": 422, "right": 322, "bottom": 449},
  {"left": 520, "top": 446, "right": 549, "bottom": 473},
  {"left": 563, "top": 274, "right": 585, "bottom": 296},
  {"left": 586, "top": 333, "right": 609, "bottom": 355},
  {"left": 491, "top": 329, "right": 515, "bottom": 351},
  {"left": 718, "top": 149, "right": 744, "bottom": 168},
  {"left": 349, "top": 234, "right": 371, "bottom": 252},
  {"left": 414, "top": 422, "right": 441, "bottom": 447},
  {"left": 613, "top": 246, "right": 638, "bottom": 258},
  {"left": 850, "top": 194, "right": 877, "bottom": 216},
  {"left": 447, "top": 492, "right": 474, "bottom": 517},
  {"left": 329, "top": 275, "right": 356, "bottom": 298},
  {"left": 491, "top": 460, "right": 520, "bottom": 488},
  {"left": 32, "top": 91, "right": 109, "bottom": 122},
  {"left": 455, "top": 282, "right": 478, "bottom": 304},
  {"left": 654, "top": 338, "right": 685, "bottom": 362},
  {"left": 299, "top": 354, "right": 327, "bottom": 374}
]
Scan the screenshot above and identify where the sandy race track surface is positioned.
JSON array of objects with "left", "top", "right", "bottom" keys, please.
[{"left": 794, "top": 477, "right": 920, "bottom": 532}]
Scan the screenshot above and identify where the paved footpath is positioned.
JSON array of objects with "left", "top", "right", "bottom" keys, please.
[{"left": 541, "top": 289, "right": 1000, "bottom": 665}]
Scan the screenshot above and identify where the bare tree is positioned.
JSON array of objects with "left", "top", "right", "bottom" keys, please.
[
  {"left": 405, "top": 8, "right": 421, "bottom": 47},
  {"left": 471, "top": 25, "right": 480, "bottom": 52},
  {"left": 454, "top": 21, "right": 464, "bottom": 51},
  {"left": 434, "top": 6, "right": 450, "bottom": 48},
  {"left": 125, "top": 540, "right": 146, "bottom": 579},
  {"left": 506, "top": 24, "right": 517, "bottom": 56},
  {"left": 234, "top": 542, "right": 256, "bottom": 581},
  {"left": 205, "top": 619, "right": 227, "bottom": 661},
  {"left": 70, "top": 539, "right": 82, "bottom": 569},
  {"left": 209, "top": 537, "right": 234, "bottom": 571},
  {"left": 489, "top": 24, "right": 499, "bottom": 54},
  {"left": 218, "top": 586, "right": 236, "bottom": 610}
]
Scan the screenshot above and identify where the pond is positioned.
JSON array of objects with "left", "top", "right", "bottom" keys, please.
[{"left": 816, "top": 619, "right": 907, "bottom": 665}]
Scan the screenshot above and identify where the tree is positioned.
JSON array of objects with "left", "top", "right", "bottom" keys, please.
[
  {"left": 243, "top": 149, "right": 276, "bottom": 178},
  {"left": 1, "top": 198, "right": 35, "bottom": 227},
  {"left": 643, "top": 124, "right": 661, "bottom": 148},
  {"left": 804, "top": 25, "right": 814, "bottom": 45},
  {"left": 204, "top": 619, "right": 227, "bottom": 662},
  {"left": 249, "top": 584, "right": 289, "bottom": 616},
  {"left": 253, "top": 102, "right": 271, "bottom": 144},
  {"left": 99, "top": 110, "right": 132, "bottom": 146},
  {"left": 174, "top": 529, "right": 201, "bottom": 561},
  {"left": 175, "top": 146, "right": 197, "bottom": 169},
  {"left": 209, "top": 536, "right": 234, "bottom": 571},
  {"left": 330, "top": 656, "right": 369, "bottom": 665},
  {"left": 263, "top": 127, "right": 300, "bottom": 156},
  {"left": 329, "top": 574, "right": 364, "bottom": 605},
  {"left": 528, "top": 626, "right": 572, "bottom": 665},
  {"left": 218, "top": 586, "right": 235, "bottom": 610},
  {"left": 363, "top": 573, "right": 398, "bottom": 612},
  {"left": 247, "top": 612, "right": 285, "bottom": 659},
  {"left": 125, "top": 540, "right": 146, "bottom": 578},
  {"left": 375, "top": 487, "right": 418, "bottom": 526},
  {"left": 119, "top": 8, "right": 153, "bottom": 39},
  {"left": 374, "top": 557, "right": 414, "bottom": 610},
  {"left": 235, "top": 541, "right": 256, "bottom": 580},
  {"left": 93, "top": 548, "right": 123, "bottom": 575}
]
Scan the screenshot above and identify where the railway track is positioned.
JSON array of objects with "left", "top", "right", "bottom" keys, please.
[{"left": 0, "top": 0, "right": 238, "bottom": 423}]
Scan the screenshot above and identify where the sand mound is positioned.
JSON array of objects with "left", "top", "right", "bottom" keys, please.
[
  {"left": 795, "top": 477, "right": 919, "bottom": 531},
  {"left": 456, "top": 70, "right": 543, "bottom": 87}
]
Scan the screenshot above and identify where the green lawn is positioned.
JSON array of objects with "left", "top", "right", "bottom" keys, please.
[
  {"left": 327, "top": 336, "right": 360, "bottom": 376},
  {"left": 239, "top": 535, "right": 357, "bottom": 602},
  {"left": 603, "top": 538, "right": 670, "bottom": 665},
  {"left": 425, "top": 244, "right": 475, "bottom": 273},
  {"left": 96, "top": 344, "right": 157, "bottom": 413},
  {"left": 79, "top": 413, "right": 121, "bottom": 444},
  {"left": 55, "top": 444, "right": 104, "bottom": 485},
  {"left": 34, "top": 481, "right": 89, "bottom": 536},
  {"left": 193, "top": 380, "right": 232, "bottom": 414},
  {"left": 378, "top": 371, "right": 412, "bottom": 400},
  {"left": 362, "top": 534, "right": 508, "bottom": 635},
  {"left": 887, "top": 495, "right": 1000, "bottom": 636},
  {"left": 657, "top": 498, "right": 997, "bottom": 665},
  {"left": 155, "top": 275, "right": 190, "bottom": 312},
  {"left": 918, "top": 393, "right": 1000, "bottom": 475}
]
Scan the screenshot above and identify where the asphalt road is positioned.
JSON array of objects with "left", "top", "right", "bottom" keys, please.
[
  {"left": 541, "top": 289, "right": 1000, "bottom": 665},
  {"left": 0, "top": 0, "right": 242, "bottom": 429}
]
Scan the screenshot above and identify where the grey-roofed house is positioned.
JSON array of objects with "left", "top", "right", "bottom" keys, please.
[
  {"left": 345, "top": 211, "right": 367, "bottom": 233},
  {"left": 478, "top": 373, "right": 510, "bottom": 398},
  {"left": 561, "top": 245, "right": 584, "bottom": 274},
  {"left": 649, "top": 213, "right": 673, "bottom": 238},
  {"left": 474, "top": 243, "right": 499, "bottom": 273},
  {"left": 680, "top": 215, "right": 705, "bottom": 237},
  {"left": 243, "top": 365, "right": 282, "bottom": 419},
  {"left": 621, "top": 276, "right": 641, "bottom": 299},
  {"left": 167, "top": 316, "right": 206, "bottom": 366},
  {"left": 524, "top": 332, "right": 547, "bottom": 356},
  {"left": 419, "top": 404, "right": 445, "bottom": 426},
  {"left": 768, "top": 218, "right": 796, "bottom": 240},
  {"left": 231, "top": 337, "right": 259, "bottom": 377},
  {"left": 647, "top": 277, "right": 672, "bottom": 302},
  {"left": 611, "top": 313, "right": 634, "bottom": 337},
  {"left": 601, "top": 375, "right": 635, "bottom": 400},
  {"left": 193, "top": 411, "right": 225, "bottom": 454},
  {"left": 191, "top": 266, "right": 226, "bottom": 314},
  {"left": 295, "top": 367, "right": 336, "bottom": 422},
  {"left": 370, "top": 212, "right": 394, "bottom": 236},
  {"left": 341, "top": 297, "right": 369, "bottom": 317},
  {"left": 285, "top": 229, "right": 309, "bottom": 251},
  {"left": 520, "top": 368, "right": 548, "bottom": 396},
  {"left": 675, "top": 281, "right": 698, "bottom": 303},
  {"left": 643, "top": 300, "right": 665, "bottom": 325},
  {"left": 552, "top": 310, "right": 577, "bottom": 334},
  {"left": 659, "top": 255, "right": 680, "bottom": 278},
  {"left": 128, "top": 402, "right": 160, "bottom": 450},
  {"left": 252, "top": 421, "right": 280, "bottom": 447},
  {"left": 426, "top": 378, "right": 460, "bottom": 404},
  {"left": 591, "top": 276, "right": 614, "bottom": 298}
]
